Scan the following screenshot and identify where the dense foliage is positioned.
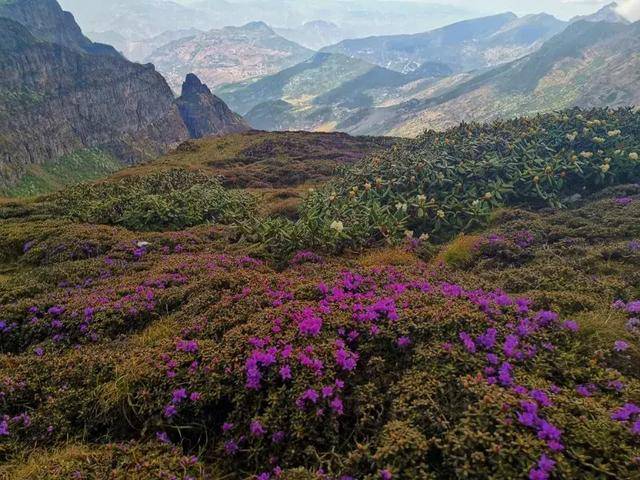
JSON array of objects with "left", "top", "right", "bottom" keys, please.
[
  {"left": 293, "top": 108, "right": 640, "bottom": 248},
  {"left": 50, "top": 169, "right": 256, "bottom": 231},
  {"left": 0, "top": 108, "right": 639, "bottom": 479}
]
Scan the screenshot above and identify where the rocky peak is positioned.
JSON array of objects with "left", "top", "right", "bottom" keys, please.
[
  {"left": 181, "top": 73, "right": 212, "bottom": 97},
  {"left": 176, "top": 74, "right": 250, "bottom": 139}
]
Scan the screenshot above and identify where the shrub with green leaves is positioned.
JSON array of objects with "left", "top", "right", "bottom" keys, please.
[
  {"left": 297, "top": 107, "right": 640, "bottom": 248},
  {"left": 49, "top": 169, "right": 256, "bottom": 231}
]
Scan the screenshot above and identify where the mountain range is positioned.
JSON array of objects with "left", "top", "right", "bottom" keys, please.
[
  {"left": 0, "top": 0, "right": 248, "bottom": 195},
  {"left": 145, "top": 21, "right": 314, "bottom": 92},
  {"left": 213, "top": 3, "right": 639, "bottom": 136}
]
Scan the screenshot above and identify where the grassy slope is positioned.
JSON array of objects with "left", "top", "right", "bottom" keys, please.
[
  {"left": 0, "top": 186, "right": 638, "bottom": 479},
  {"left": 0, "top": 109, "right": 638, "bottom": 478},
  {"left": 1, "top": 148, "right": 122, "bottom": 197}
]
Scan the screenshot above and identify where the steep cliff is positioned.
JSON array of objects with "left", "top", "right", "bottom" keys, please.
[
  {"left": 176, "top": 74, "right": 250, "bottom": 139},
  {"left": 0, "top": 14, "right": 189, "bottom": 191},
  {"left": 0, "top": 0, "right": 119, "bottom": 55}
]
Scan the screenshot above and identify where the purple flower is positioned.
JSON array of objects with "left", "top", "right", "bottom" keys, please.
[
  {"left": 396, "top": 336, "right": 412, "bottom": 348},
  {"left": 476, "top": 328, "right": 497, "bottom": 350},
  {"left": 163, "top": 405, "right": 177, "bottom": 418},
  {"left": 156, "top": 431, "right": 170, "bottom": 444},
  {"left": 498, "top": 362, "right": 513, "bottom": 386},
  {"left": 189, "top": 392, "right": 202, "bottom": 402},
  {"left": 272, "top": 431, "right": 286, "bottom": 444},
  {"left": 459, "top": 332, "right": 476, "bottom": 353},
  {"left": 0, "top": 420, "right": 8, "bottom": 436},
  {"left": 562, "top": 320, "right": 579, "bottom": 332},
  {"left": 632, "top": 420, "right": 640, "bottom": 435},
  {"left": 380, "top": 469, "right": 393, "bottom": 480},
  {"left": 279, "top": 365, "right": 292, "bottom": 381},
  {"left": 629, "top": 241, "right": 640, "bottom": 252},
  {"left": 171, "top": 388, "right": 188, "bottom": 404},
  {"left": 614, "top": 340, "right": 630, "bottom": 352},
  {"left": 250, "top": 420, "right": 266, "bottom": 437},
  {"left": 616, "top": 197, "right": 634, "bottom": 206},
  {"left": 537, "top": 421, "right": 562, "bottom": 442},
  {"left": 222, "top": 422, "right": 234, "bottom": 432},
  {"left": 334, "top": 345, "right": 359, "bottom": 372},
  {"left": 529, "top": 468, "right": 549, "bottom": 480},
  {"left": 531, "top": 389, "right": 552, "bottom": 407},
  {"left": 627, "top": 301, "right": 640, "bottom": 314},
  {"left": 611, "top": 403, "right": 640, "bottom": 422},
  {"left": 297, "top": 308, "right": 323, "bottom": 337},
  {"left": 224, "top": 439, "right": 239, "bottom": 455},
  {"left": 503, "top": 335, "right": 519, "bottom": 358},
  {"left": 176, "top": 339, "right": 199, "bottom": 353},
  {"left": 296, "top": 389, "right": 319, "bottom": 409},
  {"left": 330, "top": 397, "right": 344, "bottom": 415},
  {"left": 576, "top": 384, "right": 593, "bottom": 397}
]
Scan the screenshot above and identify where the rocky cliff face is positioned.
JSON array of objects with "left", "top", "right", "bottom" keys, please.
[
  {"left": 0, "top": 10, "right": 190, "bottom": 190},
  {"left": 176, "top": 74, "right": 250, "bottom": 139},
  {"left": 0, "top": 0, "right": 119, "bottom": 55}
]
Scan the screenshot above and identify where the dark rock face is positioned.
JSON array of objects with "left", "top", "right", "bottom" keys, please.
[
  {"left": 176, "top": 74, "right": 250, "bottom": 139},
  {"left": 0, "top": 11, "right": 189, "bottom": 189}
]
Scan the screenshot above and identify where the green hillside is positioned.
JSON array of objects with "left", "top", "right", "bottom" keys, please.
[{"left": 0, "top": 108, "right": 639, "bottom": 479}]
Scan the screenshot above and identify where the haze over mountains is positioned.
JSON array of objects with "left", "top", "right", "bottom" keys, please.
[{"left": 1, "top": 0, "right": 639, "bottom": 192}]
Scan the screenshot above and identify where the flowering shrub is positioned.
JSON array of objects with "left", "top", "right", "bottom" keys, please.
[
  {"left": 51, "top": 169, "right": 256, "bottom": 231},
  {"left": 293, "top": 107, "right": 640, "bottom": 252}
]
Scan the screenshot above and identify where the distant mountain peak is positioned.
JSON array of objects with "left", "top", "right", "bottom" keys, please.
[
  {"left": 240, "top": 21, "right": 274, "bottom": 33},
  {"left": 177, "top": 73, "right": 249, "bottom": 139},
  {"left": 181, "top": 73, "right": 212, "bottom": 97},
  {"left": 571, "top": 2, "right": 630, "bottom": 24}
]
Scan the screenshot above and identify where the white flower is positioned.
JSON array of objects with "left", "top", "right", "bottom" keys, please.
[
  {"left": 607, "top": 129, "right": 621, "bottom": 137},
  {"left": 330, "top": 221, "right": 344, "bottom": 233},
  {"left": 136, "top": 241, "right": 150, "bottom": 248},
  {"left": 566, "top": 132, "right": 577, "bottom": 142},
  {"left": 436, "top": 210, "right": 445, "bottom": 219},
  {"left": 630, "top": 152, "right": 639, "bottom": 161},
  {"left": 395, "top": 202, "right": 408, "bottom": 212},
  {"left": 600, "top": 164, "right": 610, "bottom": 173},
  {"left": 580, "top": 151, "right": 593, "bottom": 159},
  {"left": 416, "top": 194, "right": 427, "bottom": 203},
  {"left": 419, "top": 233, "right": 430, "bottom": 242},
  {"left": 404, "top": 230, "right": 414, "bottom": 238}
]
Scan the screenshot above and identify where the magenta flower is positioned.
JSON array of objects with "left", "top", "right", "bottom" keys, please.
[
  {"left": 614, "top": 340, "right": 630, "bottom": 352},
  {"left": 459, "top": 332, "right": 476, "bottom": 353},
  {"left": 171, "top": 388, "right": 188, "bottom": 404},
  {"left": 396, "top": 336, "right": 412, "bottom": 348},
  {"left": 627, "top": 301, "right": 640, "bottom": 314},
  {"left": 279, "top": 365, "right": 292, "bottom": 381},
  {"left": 224, "top": 439, "right": 239, "bottom": 455},
  {"left": 222, "top": 422, "right": 234, "bottom": 432},
  {"left": 297, "top": 308, "right": 323, "bottom": 337},
  {"left": 380, "top": 469, "right": 393, "bottom": 480},
  {"left": 250, "top": 420, "right": 266, "bottom": 437},
  {"left": 163, "top": 405, "right": 177, "bottom": 418}
]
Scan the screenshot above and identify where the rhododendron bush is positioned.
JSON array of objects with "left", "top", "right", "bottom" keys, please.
[
  {"left": 1, "top": 187, "right": 640, "bottom": 479},
  {"left": 1, "top": 109, "right": 639, "bottom": 478}
]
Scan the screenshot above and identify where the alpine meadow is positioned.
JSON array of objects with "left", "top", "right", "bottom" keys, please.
[{"left": 1, "top": 1, "right": 639, "bottom": 479}]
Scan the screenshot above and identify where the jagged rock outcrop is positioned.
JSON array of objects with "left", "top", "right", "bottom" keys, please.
[
  {"left": 0, "top": 8, "right": 189, "bottom": 190},
  {"left": 176, "top": 74, "right": 250, "bottom": 139}
]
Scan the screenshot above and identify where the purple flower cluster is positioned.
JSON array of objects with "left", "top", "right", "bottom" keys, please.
[{"left": 611, "top": 403, "right": 640, "bottom": 436}]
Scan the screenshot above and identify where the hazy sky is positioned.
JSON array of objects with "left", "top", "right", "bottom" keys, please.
[{"left": 389, "top": 0, "right": 622, "bottom": 20}]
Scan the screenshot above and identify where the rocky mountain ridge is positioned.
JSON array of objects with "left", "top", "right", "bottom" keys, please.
[{"left": 0, "top": 0, "right": 248, "bottom": 195}]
